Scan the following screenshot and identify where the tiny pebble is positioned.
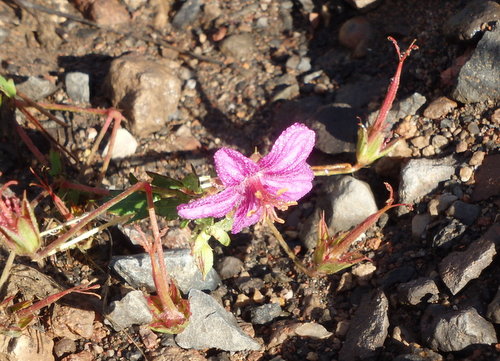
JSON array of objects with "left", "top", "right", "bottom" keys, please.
[
  {"left": 422, "top": 145, "right": 435, "bottom": 157},
  {"left": 459, "top": 166, "right": 473, "bottom": 182},
  {"left": 469, "top": 150, "right": 485, "bottom": 166},
  {"left": 456, "top": 141, "right": 468, "bottom": 153}
]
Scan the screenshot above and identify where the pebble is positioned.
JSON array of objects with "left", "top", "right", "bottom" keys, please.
[
  {"left": 50, "top": 304, "right": 95, "bottom": 339},
  {"left": 410, "top": 136, "right": 430, "bottom": 149},
  {"left": 430, "top": 135, "right": 448, "bottom": 150},
  {"left": 467, "top": 122, "right": 480, "bottom": 135},
  {"left": 439, "top": 224, "right": 499, "bottom": 295},
  {"left": 444, "top": 0, "right": 500, "bottom": 41},
  {"left": 458, "top": 165, "right": 473, "bottom": 182},
  {"left": 397, "top": 277, "right": 439, "bottom": 305},
  {"left": 0, "top": 329, "right": 54, "bottom": 361},
  {"left": 446, "top": 200, "right": 480, "bottom": 225},
  {"left": 105, "top": 290, "right": 153, "bottom": 331},
  {"left": 338, "top": 16, "right": 372, "bottom": 58},
  {"left": 345, "top": 0, "right": 381, "bottom": 9},
  {"left": 411, "top": 213, "right": 431, "bottom": 239},
  {"left": 452, "top": 26, "right": 500, "bottom": 103},
  {"left": 369, "top": 93, "right": 427, "bottom": 127},
  {"left": 469, "top": 150, "right": 485, "bottom": 166},
  {"left": 86, "top": 0, "right": 130, "bottom": 26},
  {"left": 492, "top": 108, "right": 500, "bottom": 123},
  {"left": 423, "top": 96, "right": 457, "bottom": 119},
  {"left": 431, "top": 218, "right": 466, "bottom": 249},
  {"left": 110, "top": 249, "right": 221, "bottom": 294},
  {"left": 250, "top": 303, "right": 282, "bottom": 325},
  {"left": 53, "top": 338, "right": 77, "bottom": 358},
  {"left": 16, "top": 76, "right": 57, "bottom": 101},
  {"left": 220, "top": 34, "right": 255, "bottom": 61},
  {"left": 421, "top": 145, "right": 435, "bottom": 157},
  {"left": 421, "top": 305, "right": 497, "bottom": 352},
  {"left": 294, "top": 322, "right": 332, "bottom": 339},
  {"left": 455, "top": 140, "right": 468, "bottom": 153},
  {"left": 487, "top": 286, "right": 500, "bottom": 324},
  {"left": 65, "top": 72, "right": 90, "bottom": 103},
  {"left": 351, "top": 263, "right": 377, "bottom": 285},
  {"left": 215, "top": 256, "right": 244, "bottom": 279},
  {"left": 106, "top": 54, "right": 182, "bottom": 137},
  {"left": 172, "top": 0, "right": 202, "bottom": 29},
  {"left": 102, "top": 127, "right": 138, "bottom": 159},
  {"left": 428, "top": 193, "right": 458, "bottom": 216},
  {"left": 339, "top": 290, "right": 389, "bottom": 361},
  {"left": 175, "top": 290, "right": 260, "bottom": 351}
]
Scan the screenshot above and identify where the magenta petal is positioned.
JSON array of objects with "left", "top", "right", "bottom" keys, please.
[
  {"left": 262, "top": 164, "right": 314, "bottom": 201},
  {"left": 177, "top": 187, "right": 241, "bottom": 219},
  {"left": 258, "top": 123, "right": 315, "bottom": 173},
  {"left": 231, "top": 191, "right": 262, "bottom": 234},
  {"left": 214, "top": 148, "right": 259, "bottom": 187}
]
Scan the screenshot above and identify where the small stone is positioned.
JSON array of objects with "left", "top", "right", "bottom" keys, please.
[
  {"left": 472, "top": 154, "right": 500, "bottom": 201},
  {"left": 106, "top": 290, "right": 152, "bottom": 331},
  {"left": 250, "top": 303, "right": 282, "bottom": 325},
  {"left": 50, "top": 304, "right": 95, "bottom": 340},
  {"left": 446, "top": 200, "right": 480, "bottom": 225},
  {"left": 345, "top": 0, "right": 381, "bottom": 10},
  {"left": 444, "top": 0, "right": 500, "bottom": 41},
  {"left": 492, "top": 108, "right": 500, "bottom": 124},
  {"left": 487, "top": 286, "right": 500, "bottom": 323},
  {"left": 428, "top": 193, "right": 458, "bottom": 216},
  {"left": 102, "top": 127, "right": 138, "bottom": 159},
  {"left": 53, "top": 338, "right": 77, "bottom": 358},
  {"left": 337, "top": 272, "right": 354, "bottom": 292},
  {"left": 172, "top": 0, "right": 202, "bottom": 29},
  {"left": 216, "top": 256, "right": 244, "bottom": 279},
  {"left": 411, "top": 213, "right": 432, "bottom": 239},
  {"left": 294, "top": 322, "right": 332, "bottom": 339},
  {"left": 17, "top": 76, "right": 57, "bottom": 101},
  {"left": 459, "top": 166, "right": 473, "bottom": 182},
  {"left": 431, "top": 135, "right": 449, "bottom": 150},
  {"left": 65, "top": 72, "right": 90, "bottom": 103},
  {"left": 455, "top": 140, "right": 468, "bottom": 153},
  {"left": 432, "top": 218, "right": 466, "bottom": 249},
  {"left": 0, "top": 329, "right": 54, "bottom": 361},
  {"left": 469, "top": 150, "right": 485, "bottom": 166},
  {"left": 351, "top": 263, "right": 377, "bottom": 285},
  {"left": 410, "top": 136, "right": 430, "bottom": 149},
  {"left": 338, "top": 16, "right": 372, "bottom": 58},
  {"left": 423, "top": 96, "right": 457, "bottom": 119},
  {"left": 220, "top": 34, "right": 255, "bottom": 61},
  {"left": 335, "top": 320, "right": 350, "bottom": 337},
  {"left": 86, "top": 0, "right": 131, "bottom": 26},
  {"left": 467, "top": 122, "right": 480, "bottom": 135},
  {"left": 439, "top": 224, "right": 499, "bottom": 295},
  {"left": 397, "top": 277, "right": 439, "bottom": 305},
  {"left": 422, "top": 145, "right": 435, "bottom": 157},
  {"left": 61, "top": 351, "right": 94, "bottom": 361}
]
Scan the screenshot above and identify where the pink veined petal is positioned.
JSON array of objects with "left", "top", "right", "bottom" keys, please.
[
  {"left": 231, "top": 190, "right": 262, "bottom": 234},
  {"left": 261, "top": 165, "right": 314, "bottom": 201},
  {"left": 177, "top": 187, "right": 241, "bottom": 219},
  {"left": 214, "top": 148, "right": 259, "bottom": 187},
  {"left": 258, "top": 123, "right": 315, "bottom": 174}
]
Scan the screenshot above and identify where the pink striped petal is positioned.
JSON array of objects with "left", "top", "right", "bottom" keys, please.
[
  {"left": 258, "top": 123, "right": 315, "bottom": 174},
  {"left": 262, "top": 164, "right": 314, "bottom": 201},
  {"left": 177, "top": 187, "right": 241, "bottom": 219},
  {"left": 214, "top": 148, "right": 259, "bottom": 187},
  {"left": 231, "top": 190, "right": 262, "bottom": 234}
]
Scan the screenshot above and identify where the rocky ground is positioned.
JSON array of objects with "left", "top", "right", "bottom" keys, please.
[{"left": 0, "top": 0, "right": 499, "bottom": 360}]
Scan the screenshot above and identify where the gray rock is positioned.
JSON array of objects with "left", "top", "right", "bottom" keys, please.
[
  {"left": 452, "top": 26, "right": 500, "bottom": 103},
  {"left": 487, "top": 286, "right": 500, "bottom": 323},
  {"left": 110, "top": 249, "right": 221, "bottom": 295},
  {"left": 431, "top": 218, "right": 466, "bottom": 249},
  {"left": 235, "top": 277, "right": 264, "bottom": 294},
  {"left": 444, "top": 0, "right": 500, "bottom": 41},
  {"left": 339, "top": 290, "right": 389, "bottom": 361},
  {"left": 398, "top": 157, "right": 457, "bottom": 215},
  {"left": 411, "top": 213, "right": 432, "bottom": 239},
  {"left": 439, "top": 224, "right": 499, "bottom": 295},
  {"left": 250, "top": 303, "right": 282, "bottom": 325},
  {"left": 105, "top": 290, "right": 152, "bottom": 331},
  {"left": 65, "top": 72, "right": 90, "bottom": 103},
  {"left": 102, "top": 127, "right": 138, "bottom": 159},
  {"left": 172, "top": 0, "right": 202, "bottom": 29},
  {"left": 105, "top": 54, "right": 181, "bottom": 137},
  {"left": 421, "top": 305, "right": 497, "bottom": 352},
  {"left": 398, "top": 277, "right": 440, "bottom": 305},
  {"left": 175, "top": 290, "right": 260, "bottom": 351},
  {"left": 216, "top": 256, "right": 244, "bottom": 280},
  {"left": 17, "top": 76, "right": 57, "bottom": 101},
  {"left": 379, "top": 265, "right": 416, "bottom": 288},
  {"left": 335, "top": 78, "right": 386, "bottom": 109},
  {"left": 446, "top": 200, "right": 480, "bottom": 225},
  {"left": 220, "top": 34, "right": 255, "bottom": 61}
]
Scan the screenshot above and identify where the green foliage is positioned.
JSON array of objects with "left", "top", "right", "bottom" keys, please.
[{"left": 0, "top": 75, "right": 16, "bottom": 99}]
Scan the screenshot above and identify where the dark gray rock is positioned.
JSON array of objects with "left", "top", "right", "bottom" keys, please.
[
  {"left": 235, "top": 277, "right": 264, "bottom": 294},
  {"left": 220, "top": 34, "right": 255, "bottom": 61},
  {"left": 452, "top": 26, "right": 500, "bottom": 103},
  {"left": 110, "top": 249, "right": 220, "bottom": 295},
  {"left": 216, "top": 256, "right": 244, "bottom": 280},
  {"left": 172, "top": 0, "right": 202, "bottom": 29},
  {"left": 335, "top": 77, "right": 387, "bottom": 109},
  {"left": 398, "top": 157, "right": 457, "bottom": 215},
  {"left": 250, "top": 303, "right": 282, "bottom": 325},
  {"left": 431, "top": 218, "right": 466, "bottom": 249},
  {"left": 398, "top": 277, "right": 440, "bottom": 305},
  {"left": 487, "top": 286, "right": 500, "bottom": 323},
  {"left": 379, "top": 265, "right": 416, "bottom": 288},
  {"left": 175, "top": 290, "right": 260, "bottom": 351},
  {"left": 444, "top": 0, "right": 500, "bottom": 41},
  {"left": 65, "top": 72, "right": 90, "bottom": 103},
  {"left": 439, "top": 224, "right": 499, "bottom": 295},
  {"left": 105, "top": 290, "right": 152, "bottom": 331},
  {"left": 16, "top": 76, "right": 57, "bottom": 101},
  {"left": 421, "top": 305, "right": 497, "bottom": 352},
  {"left": 339, "top": 289, "right": 389, "bottom": 361},
  {"left": 446, "top": 200, "right": 480, "bottom": 225}
]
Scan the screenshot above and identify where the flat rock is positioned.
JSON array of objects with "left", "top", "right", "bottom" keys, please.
[
  {"left": 444, "top": 0, "right": 500, "bottom": 41},
  {"left": 423, "top": 96, "right": 457, "bottom": 120},
  {"left": 421, "top": 305, "right": 497, "bottom": 352},
  {"left": 339, "top": 289, "right": 389, "bottom": 361},
  {"left": 17, "top": 76, "right": 57, "bottom": 101},
  {"left": 250, "top": 303, "right": 282, "bottom": 325},
  {"left": 397, "top": 277, "right": 440, "bottom": 305},
  {"left": 216, "top": 256, "right": 244, "bottom": 280},
  {"left": 439, "top": 224, "right": 499, "bottom": 295},
  {"left": 487, "top": 286, "right": 500, "bottom": 323},
  {"left": 49, "top": 304, "right": 95, "bottom": 340},
  {"left": 102, "top": 127, "right": 138, "bottom": 159},
  {"left": 398, "top": 157, "right": 457, "bottom": 215},
  {"left": 110, "top": 249, "right": 221, "bottom": 295},
  {"left": 105, "top": 290, "right": 153, "bottom": 331},
  {"left": 294, "top": 322, "right": 332, "bottom": 339},
  {"left": 175, "top": 290, "right": 260, "bottom": 351},
  {"left": 105, "top": 54, "right": 181, "bottom": 137},
  {"left": 452, "top": 26, "right": 500, "bottom": 103},
  {"left": 172, "top": 0, "right": 202, "bottom": 29},
  {"left": 65, "top": 72, "right": 90, "bottom": 103}
]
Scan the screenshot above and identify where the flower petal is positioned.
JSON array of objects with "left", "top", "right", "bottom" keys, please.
[
  {"left": 214, "top": 148, "right": 259, "bottom": 187},
  {"left": 177, "top": 187, "right": 241, "bottom": 219},
  {"left": 262, "top": 164, "right": 314, "bottom": 201},
  {"left": 258, "top": 123, "right": 315, "bottom": 174},
  {"left": 231, "top": 190, "right": 262, "bottom": 234}
]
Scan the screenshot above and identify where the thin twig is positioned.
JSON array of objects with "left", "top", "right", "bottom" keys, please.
[{"left": 0, "top": 250, "right": 16, "bottom": 292}]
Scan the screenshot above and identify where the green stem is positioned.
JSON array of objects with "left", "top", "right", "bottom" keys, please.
[
  {"left": 311, "top": 163, "right": 361, "bottom": 177},
  {"left": 266, "top": 219, "right": 315, "bottom": 277},
  {"left": 0, "top": 250, "right": 16, "bottom": 291}
]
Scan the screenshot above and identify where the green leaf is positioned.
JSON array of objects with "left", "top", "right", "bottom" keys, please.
[
  {"left": 192, "top": 232, "right": 213, "bottom": 278},
  {"left": 106, "top": 191, "right": 159, "bottom": 222},
  {"left": 209, "top": 226, "right": 230, "bottom": 246},
  {"left": 48, "top": 149, "right": 62, "bottom": 177},
  {"left": 182, "top": 173, "right": 200, "bottom": 193},
  {"left": 147, "top": 171, "right": 184, "bottom": 189},
  {"left": 128, "top": 173, "right": 139, "bottom": 185},
  {"left": 0, "top": 76, "right": 16, "bottom": 98},
  {"left": 155, "top": 198, "right": 183, "bottom": 220}
]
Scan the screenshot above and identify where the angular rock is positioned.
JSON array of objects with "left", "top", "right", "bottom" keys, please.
[
  {"left": 110, "top": 249, "right": 221, "bottom": 294},
  {"left": 472, "top": 154, "right": 500, "bottom": 201},
  {"left": 0, "top": 328, "right": 54, "bottom": 361},
  {"left": 175, "top": 290, "right": 260, "bottom": 351},
  {"left": 446, "top": 200, "right": 480, "bottom": 225},
  {"left": 250, "top": 303, "right": 282, "bottom": 325},
  {"left": 398, "top": 157, "right": 457, "bottom": 215},
  {"left": 421, "top": 305, "right": 497, "bottom": 352},
  {"left": 215, "top": 256, "right": 244, "bottom": 280},
  {"left": 65, "top": 72, "right": 90, "bottom": 103},
  {"left": 105, "top": 290, "right": 153, "bottom": 331},
  {"left": 452, "top": 26, "right": 500, "bottom": 103},
  {"left": 172, "top": 0, "right": 202, "bottom": 29},
  {"left": 423, "top": 96, "right": 457, "bottom": 120},
  {"left": 294, "top": 322, "right": 332, "bottom": 339},
  {"left": 85, "top": 0, "right": 131, "bottom": 26},
  {"left": 487, "top": 286, "right": 500, "bottom": 323},
  {"left": 335, "top": 78, "right": 385, "bottom": 109},
  {"left": 444, "top": 0, "right": 500, "bottom": 41},
  {"left": 431, "top": 218, "right": 466, "bottom": 249},
  {"left": 105, "top": 54, "right": 181, "bottom": 137},
  {"left": 411, "top": 213, "right": 432, "bottom": 239},
  {"left": 339, "top": 290, "right": 389, "bottom": 361},
  {"left": 49, "top": 304, "right": 95, "bottom": 340},
  {"left": 439, "top": 224, "right": 499, "bottom": 295},
  {"left": 397, "top": 277, "right": 440, "bottom": 305},
  {"left": 102, "top": 127, "right": 138, "bottom": 159},
  {"left": 17, "top": 76, "right": 57, "bottom": 101}
]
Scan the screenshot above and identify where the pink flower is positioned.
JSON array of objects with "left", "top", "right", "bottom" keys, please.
[{"left": 177, "top": 123, "right": 315, "bottom": 233}]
